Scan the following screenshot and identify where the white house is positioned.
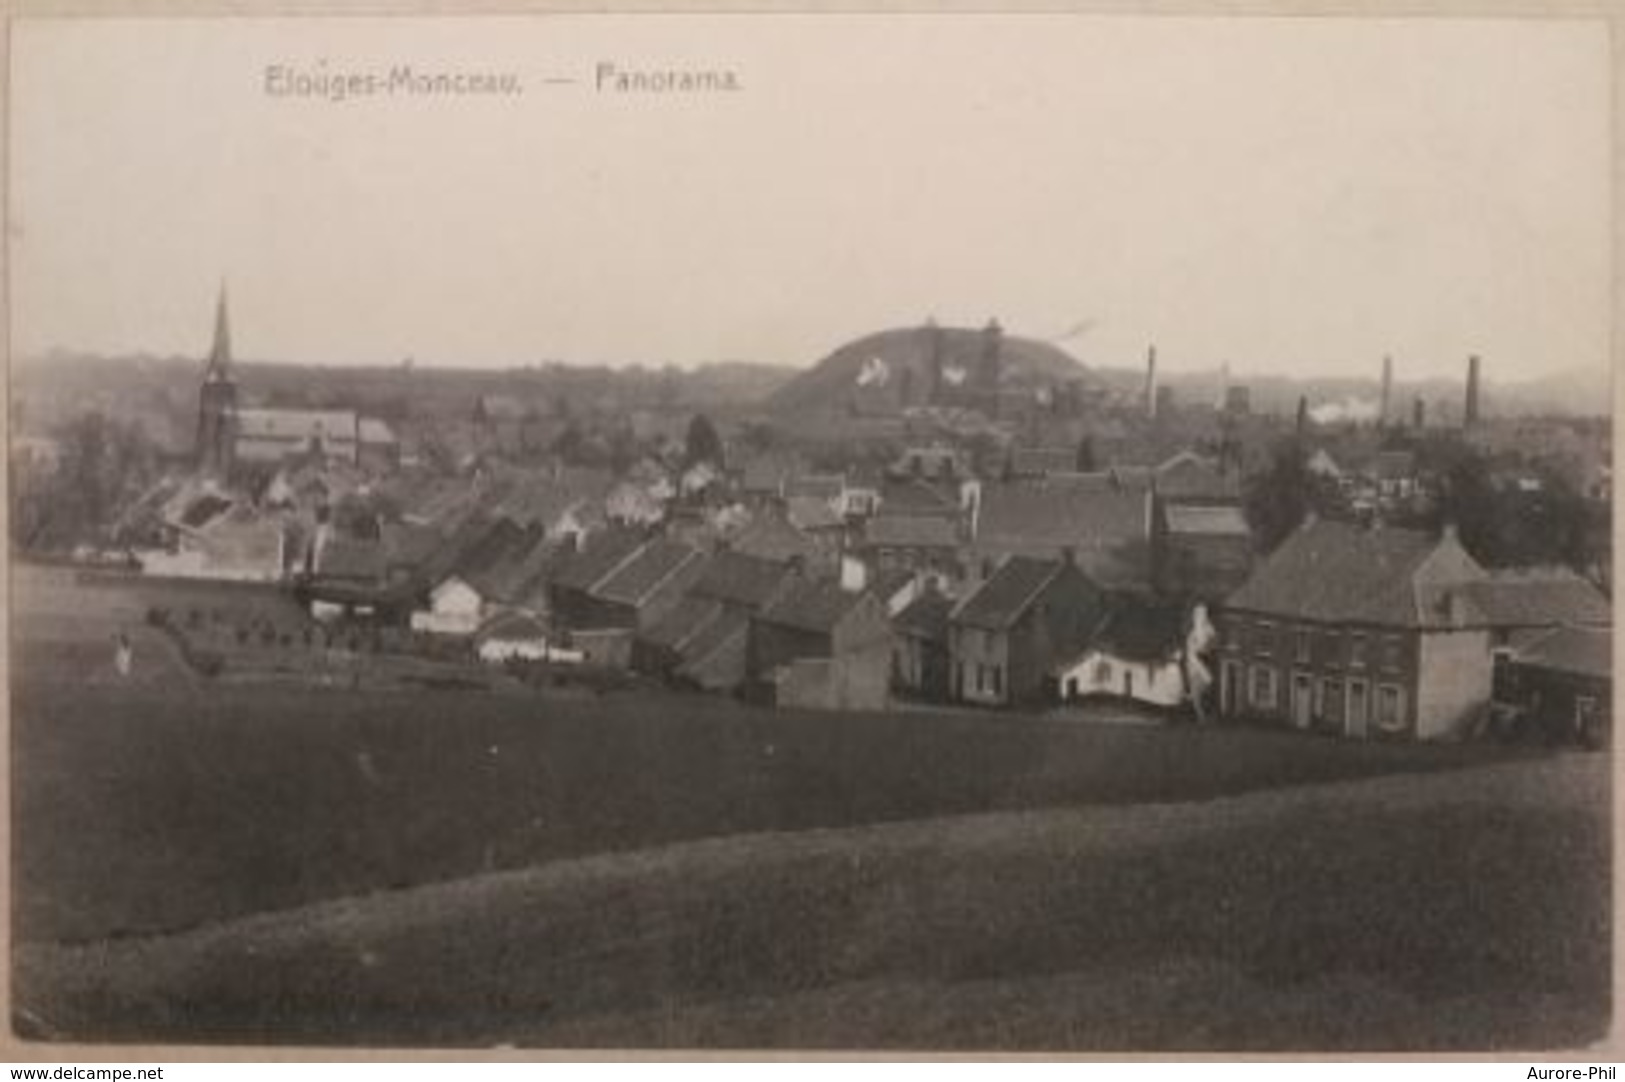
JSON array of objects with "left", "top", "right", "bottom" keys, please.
[
  {"left": 1053, "top": 602, "right": 1189, "bottom": 709},
  {"left": 411, "top": 575, "right": 485, "bottom": 636}
]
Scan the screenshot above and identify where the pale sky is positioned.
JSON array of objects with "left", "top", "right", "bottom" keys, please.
[{"left": 10, "top": 14, "right": 1612, "bottom": 378}]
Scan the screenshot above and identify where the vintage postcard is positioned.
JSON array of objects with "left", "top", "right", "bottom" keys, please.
[{"left": 4, "top": 9, "right": 1615, "bottom": 1055}]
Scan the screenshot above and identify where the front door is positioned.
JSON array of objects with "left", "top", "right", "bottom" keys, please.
[
  {"left": 1346, "top": 678, "right": 1370, "bottom": 739},
  {"left": 1291, "top": 672, "right": 1314, "bottom": 729}
]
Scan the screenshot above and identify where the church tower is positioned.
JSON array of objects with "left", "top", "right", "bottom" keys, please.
[{"left": 196, "top": 284, "right": 238, "bottom": 478}]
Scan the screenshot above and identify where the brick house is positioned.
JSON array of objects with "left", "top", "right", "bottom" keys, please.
[
  {"left": 1215, "top": 518, "right": 1494, "bottom": 741},
  {"left": 948, "top": 552, "right": 1107, "bottom": 706}
]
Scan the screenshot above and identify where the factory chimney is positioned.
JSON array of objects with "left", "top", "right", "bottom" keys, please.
[
  {"left": 1464, "top": 354, "right": 1482, "bottom": 428},
  {"left": 1413, "top": 396, "right": 1426, "bottom": 431},
  {"left": 1380, "top": 355, "right": 1393, "bottom": 427},
  {"left": 1145, "top": 345, "right": 1159, "bottom": 420}
]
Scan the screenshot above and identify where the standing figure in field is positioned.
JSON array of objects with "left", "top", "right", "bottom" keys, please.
[
  {"left": 113, "top": 631, "right": 133, "bottom": 679},
  {"left": 1182, "top": 602, "right": 1217, "bottom": 724}
]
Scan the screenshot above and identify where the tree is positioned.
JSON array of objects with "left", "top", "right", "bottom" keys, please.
[
  {"left": 1243, "top": 437, "right": 1315, "bottom": 554},
  {"left": 684, "top": 413, "right": 724, "bottom": 468}
]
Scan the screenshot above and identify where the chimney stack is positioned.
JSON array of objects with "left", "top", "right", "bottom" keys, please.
[
  {"left": 1412, "top": 396, "right": 1426, "bottom": 430},
  {"left": 1380, "top": 355, "right": 1393, "bottom": 426},
  {"left": 1295, "top": 395, "right": 1309, "bottom": 437},
  {"left": 1145, "top": 345, "right": 1159, "bottom": 420},
  {"left": 1464, "top": 354, "right": 1481, "bottom": 428}
]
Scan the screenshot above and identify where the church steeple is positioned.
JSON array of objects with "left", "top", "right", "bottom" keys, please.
[
  {"left": 197, "top": 282, "right": 238, "bottom": 477},
  {"left": 205, "top": 282, "right": 232, "bottom": 383}
]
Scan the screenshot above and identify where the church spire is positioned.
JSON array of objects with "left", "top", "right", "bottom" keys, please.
[{"left": 205, "top": 281, "right": 232, "bottom": 383}]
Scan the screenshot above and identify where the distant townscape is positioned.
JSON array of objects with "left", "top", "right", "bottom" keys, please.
[{"left": 10, "top": 291, "right": 1611, "bottom": 745}]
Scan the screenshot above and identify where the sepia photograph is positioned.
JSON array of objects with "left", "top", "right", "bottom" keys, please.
[{"left": 5, "top": 10, "right": 1615, "bottom": 1054}]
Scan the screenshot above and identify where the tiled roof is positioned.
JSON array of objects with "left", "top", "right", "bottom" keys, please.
[
  {"left": 1087, "top": 600, "right": 1186, "bottom": 662},
  {"left": 866, "top": 567, "right": 917, "bottom": 604},
  {"left": 235, "top": 408, "right": 358, "bottom": 441},
  {"left": 785, "top": 496, "right": 844, "bottom": 532},
  {"left": 595, "top": 540, "right": 703, "bottom": 607},
  {"left": 1224, "top": 519, "right": 1482, "bottom": 628},
  {"left": 894, "top": 590, "right": 952, "bottom": 641},
  {"left": 785, "top": 473, "right": 845, "bottom": 501},
  {"left": 729, "top": 512, "right": 820, "bottom": 565},
  {"left": 1463, "top": 568, "right": 1611, "bottom": 628},
  {"left": 951, "top": 555, "right": 1064, "bottom": 630},
  {"left": 1368, "top": 450, "right": 1418, "bottom": 480},
  {"left": 476, "top": 610, "right": 549, "bottom": 643},
  {"left": 757, "top": 579, "right": 868, "bottom": 635},
  {"left": 640, "top": 595, "right": 723, "bottom": 653},
  {"left": 878, "top": 477, "right": 960, "bottom": 516},
  {"left": 1155, "top": 452, "right": 1241, "bottom": 501},
  {"left": 865, "top": 514, "right": 959, "bottom": 549},
  {"left": 1164, "top": 504, "right": 1251, "bottom": 537},
  {"left": 974, "top": 477, "right": 1147, "bottom": 570},
  {"left": 676, "top": 609, "right": 751, "bottom": 690},
  {"left": 691, "top": 550, "right": 797, "bottom": 609},
  {"left": 1008, "top": 446, "right": 1079, "bottom": 477},
  {"left": 549, "top": 529, "right": 646, "bottom": 592},
  {"left": 1514, "top": 624, "right": 1611, "bottom": 680},
  {"left": 317, "top": 535, "right": 386, "bottom": 581}
]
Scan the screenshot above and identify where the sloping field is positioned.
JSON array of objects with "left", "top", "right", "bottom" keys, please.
[
  {"left": 16, "top": 756, "right": 1609, "bottom": 1051},
  {"left": 13, "top": 677, "right": 1524, "bottom": 945}
]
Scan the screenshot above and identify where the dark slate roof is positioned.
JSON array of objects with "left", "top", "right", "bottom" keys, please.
[
  {"left": 676, "top": 609, "right": 751, "bottom": 689},
  {"left": 641, "top": 595, "right": 724, "bottom": 652},
  {"left": 866, "top": 567, "right": 917, "bottom": 604},
  {"left": 951, "top": 555, "right": 1064, "bottom": 630},
  {"left": 729, "top": 513, "right": 820, "bottom": 565},
  {"left": 471, "top": 535, "right": 561, "bottom": 605},
  {"left": 1164, "top": 504, "right": 1251, "bottom": 538},
  {"left": 595, "top": 540, "right": 702, "bottom": 607},
  {"left": 317, "top": 535, "right": 387, "bottom": 581},
  {"left": 476, "top": 610, "right": 549, "bottom": 643},
  {"left": 691, "top": 550, "right": 797, "bottom": 609},
  {"left": 894, "top": 590, "right": 952, "bottom": 642},
  {"left": 1089, "top": 600, "right": 1187, "bottom": 662},
  {"left": 1368, "top": 449, "right": 1418, "bottom": 480},
  {"left": 878, "top": 477, "right": 960, "bottom": 516},
  {"left": 1008, "top": 446, "right": 1078, "bottom": 477},
  {"left": 1463, "top": 569, "right": 1612, "bottom": 628},
  {"left": 973, "top": 477, "right": 1147, "bottom": 578},
  {"left": 757, "top": 579, "right": 868, "bottom": 635},
  {"left": 1224, "top": 519, "right": 1482, "bottom": 629},
  {"left": 785, "top": 496, "right": 844, "bottom": 532},
  {"left": 1514, "top": 624, "right": 1611, "bottom": 680},
  {"left": 549, "top": 529, "right": 647, "bottom": 592},
  {"left": 1155, "top": 451, "right": 1241, "bottom": 501},
  {"left": 865, "top": 514, "right": 960, "bottom": 549}
]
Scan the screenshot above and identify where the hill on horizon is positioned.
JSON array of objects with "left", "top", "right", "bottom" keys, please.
[{"left": 766, "top": 324, "right": 1102, "bottom": 417}]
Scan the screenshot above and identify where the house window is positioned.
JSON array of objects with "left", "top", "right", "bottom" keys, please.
[
  {"left": 1349, "top": 634, "right": 1367, "bottom": 670},
  {"left": 1256, "top": 622, "right": 1274, "bottom": 658},
  {"left": 1382, "top": 635, "right": 1403, "bottom": 672},
  {"left": 976, "top": 663, "right": 987, "bottom": 693},
  {"left": 1250, "top": 665, "right": 1278, "bottom": 710},
  {"left": 1377, "top": 684, "right": 1406, "bottom": 732},
  {"left": 1322, "top": 631, "right": 1341, "bottom": 669},
  {"left": 1123, "top": 670, "right": 1135, "bottom": 698},
  {"left": 1294, "top": 629, "right": 1311, "bottom": 664},
  {"left": 1222, "top": 620, "right": 1240, "bottom": 651}
]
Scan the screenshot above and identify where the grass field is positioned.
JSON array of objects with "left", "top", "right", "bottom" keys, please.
[
  {"left": 16, "top": 756, "right": 1609, "bottom": 1050},
  {"left": 9, "top": 567, "right": 1609, "bottom": 1049},
  {"left": 12, "top": 676, "right": 1528, "bottom": 947}
]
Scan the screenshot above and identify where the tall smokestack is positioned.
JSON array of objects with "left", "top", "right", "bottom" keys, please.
[
  {"left": 1380, "top": 355, "right": 1393, "bottom": 426},
  {"left": 1413, "top": 396, "right": 1426, "bottom": 430},
  {"left": 1295, "top": 395, "right": 1308, "bottom": 437},
  {"left": 1464, "top": 354, "right": 1481, "bottom": 428},
  {"left": 1145, "top": 345, "right": 1158, "bottom": 420}
]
